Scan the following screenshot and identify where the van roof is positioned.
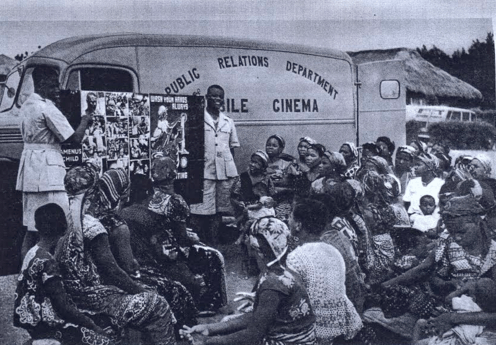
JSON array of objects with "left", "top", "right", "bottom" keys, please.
[{"left": 31, "top": 33, "right": 352, "bottom": 64}]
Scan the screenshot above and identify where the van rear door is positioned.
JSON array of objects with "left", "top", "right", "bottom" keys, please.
[{"left": 356, "top": 60, "right": 406, "bottom": 146}]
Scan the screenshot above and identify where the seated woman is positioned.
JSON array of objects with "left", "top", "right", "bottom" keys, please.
[
  {"left": 310, "top": 151, "right": 347, "bottom": 195},
  {"left": 339, "top": 141, "right": 360, "bottom": 179},
  {"left": 296, "top": 136, "right": 318, "bottom": 173},
  {"left": 57, "top": 164, "right": 177, "bottom": 345},
  {"left": 120, "top": 156, "right": 227, "bottom": 314},
  {"left": 265, "top": 134, "right": 295, "bottom": 222},
  {"left": 15, "top": 204, "right": 113, "bottom": 345},
  {"left": 287, "top": 199, "right": 363, "bottom": 345},
  {"left": 182, "top": 217, "right": 316, "bottom": 345},
  {"left": 358, "top": 157, "right": 409, "bottom": 285},
  {"left": 231, "top": 150, "right": 275, "bottom": 275},
  {"left": 291, "top": 143, "right": 326, "bottom": 201},
  {"left": 379, "top": 194, "right": 496, "bottom": 343},
  {"left": 393, "top": 145, "right": 416, "bottom": 198},
  {"left": 376, "top": 136, "right": 395, "bottom": 168}
]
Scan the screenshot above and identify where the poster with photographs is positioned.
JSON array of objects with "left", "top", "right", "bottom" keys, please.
[{"left": 149, "top": 95, "right": 191, "bottom": 178}]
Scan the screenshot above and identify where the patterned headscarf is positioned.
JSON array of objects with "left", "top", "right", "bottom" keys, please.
[
  {"left": 325, "top": 181, "right": 356, "bottom": 213},
  {"left": 323, "top": 151, "right": 347, "bottom": 174},
  {"left": 267, "top": 135, "right": 286, "bottom": 149},
  {"left": 346, "top": 179, "right": 364, "bottom": 201},
  {"left": 252, "top": 150, "right": 269, "bottom": 169},
  {"left": 362, "top": 171, "right": 401, "bottom": 204},
  {"left": 341, "top": 142, "right": 359, "bottom": 160},
  {"left": 64, "top": 162, "right": 100, "bottom": 196},
  {"left": 151, "top": 156, "right": 177, "bottom": 182},
  {"left": 416, "top": 152, "right": 440, "bottom": 174},
  {"left": 365, "top": 156, "right": 393, "bottom": 175},
  {"left": 250, "top": 217, "right": 290, "bottom": 267},
  {"left": 396, "top": 145, "right": 416, "bottom": 159},
  {"left": 299, "top": 136, "right": 318, "bottom": 146},
  {"left": 98, "top": 169, "right": 130, "bottom": 211},
  {"left": 440, "top": 194, "right": 486, "bottom": 217},
  {"left": 473, "top": 154, "right": 492, "bottom": 176}
]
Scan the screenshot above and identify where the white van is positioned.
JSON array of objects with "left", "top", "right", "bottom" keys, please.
[
  {"left": 406, "top": 105, "right": 476, "bottom": 128},
  {"left": 0, "top": 33, "right": 406, "bottom": 164}
]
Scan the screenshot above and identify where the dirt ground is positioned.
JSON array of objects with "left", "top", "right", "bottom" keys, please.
[{"left": 0, "top": 238, "right": 256, "bottom": 345}]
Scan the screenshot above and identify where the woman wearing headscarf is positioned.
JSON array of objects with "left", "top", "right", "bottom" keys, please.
[
  {"left": 403, "top": 152, "right": 445, "bottom": 216},
  {"left": 380, "top": 194, "right": 496, "bottom": 343},
  {"left": 231, "top": 150, "right": 275, "bottom": 217},
  {"left": 120, "top": 156, "right": 226, "bottom": 320},
  {"left": 57, "top": 164, "right": 177, "bottom": 345},
  {"left": 183, "top": 217, "right": 316, "bottom": 345},
  {"left": 231, "top": 150, "right": 276, "bottom": 275},
  {"left": 296, "top": 136, "right": 318, "bottom": 173},
  {"left": 265, "top": 135, "right": 295, "bottom": 222},
  {"left": 339, "top": 142, "right": 360, "bottom": 179},
  {"left": 287, "top": 199, "right": 363, "bottom": 345},
  {"left": 310, "top": 151, "right": 347, "bottom": 195},
  {"left": 81, "top": 167, "right": 140, "bottom": 276},
  {"left": 394, "top": 145, "right": 416, "bottom": 196},
  {"left": 376, "top": 136, "right": 395, "bottom": 167}
]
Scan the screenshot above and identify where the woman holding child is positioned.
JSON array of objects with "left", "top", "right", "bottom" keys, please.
[{"left": 381, "top": 193, "right": 496, "bottom": 344}]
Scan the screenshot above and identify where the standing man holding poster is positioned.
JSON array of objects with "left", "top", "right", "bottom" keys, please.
[
  {"left": 16, "top": 66, "right": 93, "bottom": 259},
  {"left": 189, "top": 85, "right": 240, "bottom": 245}
]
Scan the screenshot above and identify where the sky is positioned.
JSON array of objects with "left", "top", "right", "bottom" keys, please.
[{"left": 0, "top": 0, "right": 494, "bottom": 59}]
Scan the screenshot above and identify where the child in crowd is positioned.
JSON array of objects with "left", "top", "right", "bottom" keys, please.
[
  {"left": 14, "top": 203, "right": 112, "bottom": 345},
  {"left": 413, "top": 278, "right": 496, "bottom": 345},
  {"left": 410, "top": 195, "right": 440, "bottom": 237}
]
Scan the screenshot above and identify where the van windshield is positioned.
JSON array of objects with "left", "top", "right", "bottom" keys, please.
[{"left": 0, "top": 69, "right": 21, "bottom": 112}]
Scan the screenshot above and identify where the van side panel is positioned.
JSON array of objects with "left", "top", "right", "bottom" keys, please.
[
  {"left": 137, "top": 47, "right": 356, "bottom": 165},
  {"left": 357, "top": 60, "right": 406, "bottom": 147}
]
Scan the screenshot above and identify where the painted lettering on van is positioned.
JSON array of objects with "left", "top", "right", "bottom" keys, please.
[
  {"left": 164, "top": 68, "right": 200, "bottom": 94},
  {"left": 225, "top": 98, "right": 248, "bottom": 113},
  {"left": 273, "top": 99, "right": 319, "bottom": 112},
  {"left": 285, "top": 61, "right": 339, "bottom": 100},
  {"left": 218, "top": 56, "right": 269, "bottom": 69}
]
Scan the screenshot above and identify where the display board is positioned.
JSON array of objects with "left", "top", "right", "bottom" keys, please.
[{"left": 60, "top": 90, "right": 204, "bottom": 204}]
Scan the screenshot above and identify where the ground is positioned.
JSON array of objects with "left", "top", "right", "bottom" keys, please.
[{"left": 0, "top": 239, "right": 256, "bottom": 345}]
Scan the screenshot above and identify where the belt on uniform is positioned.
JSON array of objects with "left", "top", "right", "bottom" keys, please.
[{"left": 24, "top": 143, "right": 62, "bottom": 151}]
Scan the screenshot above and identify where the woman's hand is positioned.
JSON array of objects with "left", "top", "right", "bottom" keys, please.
[
  {"left": 182, "top": 324, "right": 210, "bottom": 336},
  {"left": 427, "top": 313, "right": 454, "bottom": 336}
]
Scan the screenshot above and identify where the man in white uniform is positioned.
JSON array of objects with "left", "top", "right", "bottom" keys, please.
[
  {"left": 16, "top": 66, "right": 93, "bottom": 258},
  {"left": 189, "top": 85, "right": 240, "bottom": 245}
]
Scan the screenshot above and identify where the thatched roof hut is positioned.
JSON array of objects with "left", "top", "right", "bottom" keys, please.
[
  {"left": 348, "top": 48, "right": 482, "bottom": 107},
  {"left": 0, "top": 54, "right": 17, "bottom": 78}
]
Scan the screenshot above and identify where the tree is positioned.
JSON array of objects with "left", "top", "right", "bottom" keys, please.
[{"left": 417, "top": 33, "right": 495, "bottom": 109}]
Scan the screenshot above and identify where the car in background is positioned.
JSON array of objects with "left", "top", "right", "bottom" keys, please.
[{"left": 406, "top": 105, "right": 477, "bottom": 129}]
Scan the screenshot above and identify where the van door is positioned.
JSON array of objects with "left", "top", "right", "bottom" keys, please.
[{"left": 357, "top": 60, "right": 406, "bottom": 146}]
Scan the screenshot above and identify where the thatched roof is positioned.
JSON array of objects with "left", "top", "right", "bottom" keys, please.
[
  {"left": 348, "top": 48, "right": 482, "bottom": 101},
  {"left": 0, "top": 54, "right": 17, "bottom": 76}
]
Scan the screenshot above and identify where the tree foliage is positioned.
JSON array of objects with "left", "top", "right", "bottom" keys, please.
[{"left": 417, "top": 33, "right": 495, "bottom": 109}]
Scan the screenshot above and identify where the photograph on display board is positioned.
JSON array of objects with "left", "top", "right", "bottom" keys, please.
[
  {"left": 129, "top": 116, "right": 150, "bottom": 138},
  {"left": 130, "top": 138, "right": 149, "bottom": 160},
  {"left": 130, "top": 159, "right": 150, "bottom": 179},
  {"left": 129, "top": 93, "right": 150, "bottom": 117},
  {"left": 106, "top": 116, "right": 129, "bottom": 139},
  {"left": 107, "top": 157, "right": 130, "bottom": 174},
  {"left": 81, "top": 91, "right": 105, "bottom": 116},
  {"left": 105, "top": 92, "right": 132, "bottom": 117},
  {"left": 107, "top": 138, "right": 129, "bottom": 161},
  {"left": 82, "top": 118, "right": 107, "bottom": 159},
  {"left": 150, "top": 96, "right": 190, "bottom": 163}
]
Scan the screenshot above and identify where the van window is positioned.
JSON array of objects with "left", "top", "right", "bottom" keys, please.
[
  {"left": 451, "top": 111, "right": 461, "bottom": 121},
  {"left": 0, "top": 69, "right": 21, "bottom": 112},
  {"left": 462, "top": 112, "right": 470, "bottom": 121},
  {"left": 76, "top": 68, "right": 133, "bottom": 92}
]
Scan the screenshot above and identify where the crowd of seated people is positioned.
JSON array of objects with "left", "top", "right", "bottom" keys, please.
[{"left": 14, "top": 133, "right": 496, "bottom": 345}]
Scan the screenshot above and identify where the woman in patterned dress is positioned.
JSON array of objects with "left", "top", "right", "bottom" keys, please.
[
  {"left": 120, "top": 156, "right": 227, "bottom": 314},
  {"left": 57, "top": 164, "right": 177, "bottom": 345},
  {"left": 183, "top": 216, "right": 316, "bottom": 345}
]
